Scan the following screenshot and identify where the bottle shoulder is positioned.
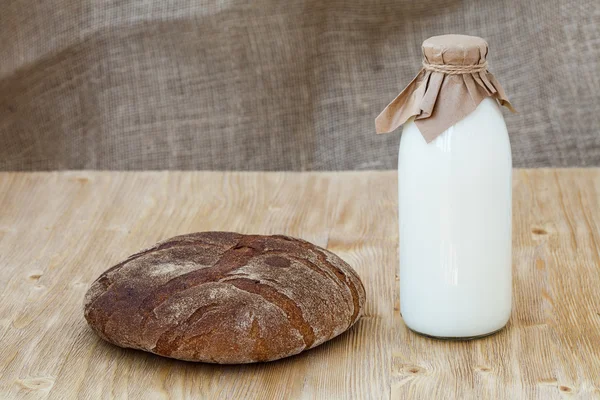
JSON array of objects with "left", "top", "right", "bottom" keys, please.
[{"left": 399, "top": 98, "right": 512, "bottom": 169}]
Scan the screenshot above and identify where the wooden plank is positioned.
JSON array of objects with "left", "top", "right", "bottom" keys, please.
[{"left": 0, "top": 170, "right": 599, "bottom": 399}]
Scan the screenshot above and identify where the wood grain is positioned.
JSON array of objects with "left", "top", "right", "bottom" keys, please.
[{"left": 0, "top": 170, "right": 599, "bottom": 399}]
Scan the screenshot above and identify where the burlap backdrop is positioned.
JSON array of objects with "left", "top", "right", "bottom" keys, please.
[{"left": 1, "top": 0, "right": 599, "bottom": 170}]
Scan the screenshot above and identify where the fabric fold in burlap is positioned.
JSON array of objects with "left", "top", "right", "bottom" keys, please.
[{"left": 375, "top": 34, "right": 515, "bottom": 143}]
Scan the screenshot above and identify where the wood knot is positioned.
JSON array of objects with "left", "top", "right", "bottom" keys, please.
[
  {"left": 559, "top": 385, "right": 573, "bottom": 393},
  {"left": 475, "top": 365, "right": 492, "bottom": 372},
  {"left": 531, "top": 227, "right": 548, "bottom": 235},
  {"left": 28, "top": 271, "right": 43, "bottom": 281},
  {"left": 400, "top": 365, "right": 426, "bottom": 375},
  {"left": 16, "top": 377, "right": 55, "bottom": 391}
]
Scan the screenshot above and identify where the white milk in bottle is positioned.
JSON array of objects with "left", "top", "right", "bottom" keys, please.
[{"left": 376, "top": 35, "right": 516, "bottom": 338}]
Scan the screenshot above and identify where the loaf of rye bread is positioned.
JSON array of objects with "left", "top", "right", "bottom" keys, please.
[{"left": 84, "top": 232, "right": 366, "bottom": 363}]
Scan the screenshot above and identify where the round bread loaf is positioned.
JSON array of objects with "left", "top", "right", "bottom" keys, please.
[{"left": 84, "top": 232, "right": 366, "bottom": 363}]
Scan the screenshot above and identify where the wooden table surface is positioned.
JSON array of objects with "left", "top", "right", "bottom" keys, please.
[{"left": 1, "top": 170, "right": 599, "bottom": 399}]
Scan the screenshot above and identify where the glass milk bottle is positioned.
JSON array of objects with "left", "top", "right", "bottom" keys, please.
[{"left": 375, "top": 35, "right": 515, "bottom": 339}]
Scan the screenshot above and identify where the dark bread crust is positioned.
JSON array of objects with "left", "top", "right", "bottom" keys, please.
[{"left": 84, "top": 232, "right": 366, "bottom": 363}]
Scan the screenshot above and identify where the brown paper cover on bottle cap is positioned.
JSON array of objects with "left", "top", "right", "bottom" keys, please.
[{"left": 375, "top": 34, "right": 515, "bottom": 142}]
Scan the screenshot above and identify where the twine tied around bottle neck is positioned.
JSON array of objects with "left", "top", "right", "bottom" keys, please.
[{"left": 422, "top": 59, "right": 488, "bottom": 75}]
